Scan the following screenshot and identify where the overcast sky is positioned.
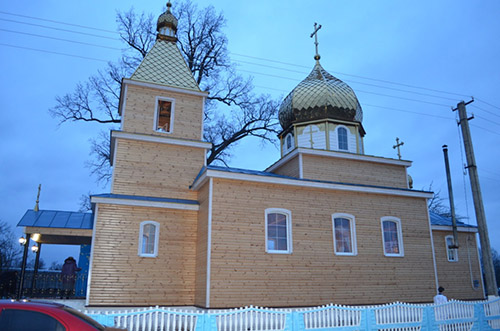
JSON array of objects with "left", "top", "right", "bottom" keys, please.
[{"left": 1, "top": 0, "right": 499, "bottom": 267}]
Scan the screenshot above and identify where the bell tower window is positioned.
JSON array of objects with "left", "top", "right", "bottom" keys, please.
[
  {"left": 155, "top": 97, "right": 175, "bottom": 133},
  {"left": 338, "top": 127, "right": 348, "bottom": 150}
]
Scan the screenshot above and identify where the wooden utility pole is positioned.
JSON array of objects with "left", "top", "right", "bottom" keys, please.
[{"left": 453, "top": 99, "right": 498, "bottom": 297}]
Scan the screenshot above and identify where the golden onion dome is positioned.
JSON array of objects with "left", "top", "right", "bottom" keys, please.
[
  {"left": 278, "top": 61, "right": 363, "bottom": 130},
  {"left": 157, "top": 2, "right": 178, "bottom": 39}
]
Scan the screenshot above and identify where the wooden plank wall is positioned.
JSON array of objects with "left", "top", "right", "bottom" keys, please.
[
  {"left": 194, "top": 182, "right": 209, "bottom": 307},
  {"left": 112, "top": 139, "right": 204, "bottom": 200},
  {"left": 270, "top": 155, "right": 300, "bottom": 178},
  {"left": 88, "top": 204, "right": 198, "bottom": 306},
  {"left": 207, "top": 178, "right": 436, "bottom": 308},
  {"left": 122, "top": 85, "right": 203, "bottom": 141},
  {"left": 302, "top": 154, "right": 408, "bottom": 188},
  {"left": 432, "top": 230, "right": 484, "bottom": 300}
]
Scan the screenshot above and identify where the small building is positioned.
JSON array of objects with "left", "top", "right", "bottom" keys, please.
[{"left": 17, "top": 4, "right": 484, "bottom": 308}]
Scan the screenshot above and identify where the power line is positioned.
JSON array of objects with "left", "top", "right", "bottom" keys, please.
[
  {"left": 470, "top": 104, "right": 500, "bottom": 120},
  {"left": 0, "top": 10, "right": 119, "bottom": 34},
  {"left": 232, "top": 52, "right": 471, "bottom": 99},
  {"left": 364, "top": 103, "right": 454, "bottom": 121},
  {"left": 0, "top": 28, "right": 122, "bottom": 51},
  {"left": 0, "top": 17, "right": 120, "bottom": 41},
  {"left": 0, "top": 43, "right": 108, "bottom": 63},
  {"left": 474, "top": 114, "right": 500, "bottom": 127}
]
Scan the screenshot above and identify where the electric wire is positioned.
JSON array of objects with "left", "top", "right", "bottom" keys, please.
[
  {"left": 2, "top": 10, "right": 500, "bottom": 118},
  {"left": 0, "top": 28, "right": 123, "bottom": 51},
  {"left": 0, "top": 10, "right": 119, "bottom": 34},
  {"left": 0, "top": 43, "right": 108, "bottom": 63},
  {"left": 2, "top": 10, "right": 500, "bottom": 125},
  {"left": 0, "top": 17, "right": 119, "bottom": 41}
]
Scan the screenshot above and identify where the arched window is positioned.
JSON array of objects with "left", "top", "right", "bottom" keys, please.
[
  {"left": 338, "top": 127, "right": 348, "bottom": 150},
  {"left": 332, "top": 213, "right": 357, "bottom": 255},
  {"left": 445, "top": 235, "right": 458, "bottom": 262},
  {"left": 381, "top": 217, "right": 404, "bottom": 257},
  {"left": 265, "top": 208, "right": 292, "bottom": 254},
  {"left": 138, "top": 221, "right": 160, "bottom": 257},
  {"left": 286, "top": 134, "right": 293, "bottom": 150}
]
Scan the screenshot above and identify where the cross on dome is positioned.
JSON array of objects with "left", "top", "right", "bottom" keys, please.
[{"left": 310, "top": 22, "right": 322, "bottom": 61}]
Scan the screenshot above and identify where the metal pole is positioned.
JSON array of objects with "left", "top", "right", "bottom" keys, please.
[
  {"left": 17, "top": 235, "right": 30, "bottom": 300},
  {"left": 455, "top": 100, "right": 498, "bottom": 297},
  {"left": 30, "top": 243, "right": 42, "bottom": 296},
  {"left": 442, "top": 145, "right": 459, "bottom": 248}
]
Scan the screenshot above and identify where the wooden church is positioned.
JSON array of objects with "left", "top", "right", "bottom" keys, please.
[{"left": 19, "top": 3, "right": 485, "bottom": 308}]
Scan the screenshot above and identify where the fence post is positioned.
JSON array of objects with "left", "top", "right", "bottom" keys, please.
[
  {"left": 290, "top": 310, "right": 303, "bottom": 331},
  {"left": 475, "top": 301, "right": 484, "bottom": 331},
  {"left": 422, "top": 305, "right": 433, "bottom": 331},
  {"left": 364, "top": 307, "right": 373, "bottom": 331}
]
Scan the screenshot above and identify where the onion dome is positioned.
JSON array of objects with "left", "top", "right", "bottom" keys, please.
[
  {"left": 157, "top": 2, "right": 178, "bottom": 41},
  {"left": 278, "top": 61, "right": 363, "bottom": 130}
]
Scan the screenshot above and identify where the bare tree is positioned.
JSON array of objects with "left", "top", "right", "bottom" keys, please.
[
  {"left": 0, "top": 221, "right": 21, "bottom": 272},
  {"left": 426, "top": 183, "right": 465, "bottom": 220},
  {"left": 50, "top": 1, "right": 280, "bottom": 184}
]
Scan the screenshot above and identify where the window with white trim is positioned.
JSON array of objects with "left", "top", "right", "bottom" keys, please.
[
  {"left": 381, "top": 217, "right": 404, "bottom": 257},
  {"left": 139, "top": 221, "right": 160, "bottom": 257},
  {"left": 445, "top": 235, "right": 458, "bottom": 262},
  {"left": 265, "top": 208, "right": 292, "bottom": 254},
  {"left": 338, "top": 127, "right": 348, "bottom": 150},
  {"left": 332, "top": 213, "right": 357, "bottom": 255},
  {"left": 155, "top": 97, "right": 175, "bottom": 133}
]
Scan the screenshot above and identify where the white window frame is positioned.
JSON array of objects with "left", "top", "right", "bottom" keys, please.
[
  {"left": 138, "top": 220, "right": 160, "bottom": 258},
  {"left": 265, "top": 208, "right": 293, "bottom": 254},
  {"left": 284, "top": 133, "right": 294, "bottom": 154},
  {"left": 445, "top": 235, "right": 459, "bottom": 262},
  {"left": 337, "top": 126, "right": 348, "bottom": 150},
  {"left": 332, "top": 213, "right": 357, "bottom": 256},
  {"left": 380, "top": 216, "right": 404, "bottom": 257},
  {"left": 154, "top": 96, "right": 175, "bottom": 134}
]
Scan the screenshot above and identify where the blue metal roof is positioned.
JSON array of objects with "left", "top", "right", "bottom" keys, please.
[
  {"left": 91, "top": 193, "right": 199, "bottom": 205},
  {"left": 17, "top": 210, "right": 94, "bottom": 230},
  {"left": 429, "top": 212, "right": 476, "bottom": 228}
]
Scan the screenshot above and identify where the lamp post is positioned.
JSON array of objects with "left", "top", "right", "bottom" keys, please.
[
  {"left": 17, "top": 234, "right": 31, "bottom": 300},
  {"left": 30, "top": 241, "right": 42, "bottom": 296}
]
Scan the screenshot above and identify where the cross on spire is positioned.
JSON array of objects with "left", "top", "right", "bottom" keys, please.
[
  {"left": 310, "top": 22, "right": 322, "bottom": 61},
  {"left": 393, "top": 137, "right": 404, "bottom": 160}
]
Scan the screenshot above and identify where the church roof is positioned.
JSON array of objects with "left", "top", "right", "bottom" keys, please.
[
  {"left": 18, "top": 210, "right": 93, "bottom": 230},
  {"left": 278, "top": 61, "right": 363, "bottom": 130},
  {"left": 131, "top": 39, "right": 200, "bottom": 91},
  {"left": 429, "top": 212, "right": 476, "bottom": 228}
]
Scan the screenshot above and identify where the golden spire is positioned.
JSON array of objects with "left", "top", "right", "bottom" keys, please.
[
  {"left": 310, "top": 22, "right": 322, "bottom": 61},
  {"left": 34, "top": 184, "right": 41, "bottom": 212}
]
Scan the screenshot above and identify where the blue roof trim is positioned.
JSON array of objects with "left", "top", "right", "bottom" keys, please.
[
  {"left": 429, "top": 211, "right": 476, "bottom": 228},
  {"left": 195, "top": 165, "right": 431, "bottom": 194},
  {"left": 17, "top": 210, "right": 94, "bottom": 230},
  {"left": 91, "top": 193, "right": 199, "bottom": 205}
]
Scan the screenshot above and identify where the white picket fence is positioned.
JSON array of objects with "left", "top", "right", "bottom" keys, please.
[{"left": 85, "top": 298, "right": 500, "bottom": 331}]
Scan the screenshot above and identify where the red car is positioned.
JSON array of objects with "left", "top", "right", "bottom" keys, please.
[{"left": 0, "top": 300, "right": 125, "bottom": 331}]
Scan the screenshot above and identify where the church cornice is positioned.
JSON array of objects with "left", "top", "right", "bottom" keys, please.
[
  {"left": 91, "top": 194, "right": 199, "bottom": 211},
  {"left": 191, "top": 166, "right": 432, "bottom": 199}
]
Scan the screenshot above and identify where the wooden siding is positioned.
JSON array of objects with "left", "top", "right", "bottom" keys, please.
[
  {"left": 432, "top": 230, "right": 484, "bottom": 300},
  {"left": 207, "top": 178, "right": 436, "bottom": 308},
  {"left": 112, "top": 139, "right": 204, "bottom": 200},
  {"left": 122, "top": 84, "right": 204, "bottom": 141},
  {"left": 24, "top": 227, "right": 92, "bottom": 238},
  {"left": 88, "top": 204, "right": 198, "bottom": 306},
  {"left": 271, "top": 155, "right": 301, "bottom": 178},
  {"left": 301, "top": 154, "right": 408, "bottom": 188},
  {"left": 194, "top": 182, "right": 210, "bottom": 307}
]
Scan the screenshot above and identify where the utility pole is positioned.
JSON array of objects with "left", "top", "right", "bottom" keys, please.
[
  {"left": 453, "top": 99, "right": 498, "bottom": 297},
  {"left": 442, "top": 145, "right": 459, "bottom": 248}
]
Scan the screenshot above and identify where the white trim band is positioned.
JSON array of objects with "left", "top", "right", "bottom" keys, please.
[
  {"left": 111, "top": 131, "right": 212, "bottom": 150},
  {"left": 91, "top": 196, "right": 199, "bottom": 211},
  {"left": 431, "top": 225, "right": 478, "bottom": 233}
]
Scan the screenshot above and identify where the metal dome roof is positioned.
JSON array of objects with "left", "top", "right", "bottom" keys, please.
[
  {"left": 157, "top": 2, "right": 178, "bottom": 34},
  {"left": 278, "top": 61, "right": 363, "bottom": 130}
]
